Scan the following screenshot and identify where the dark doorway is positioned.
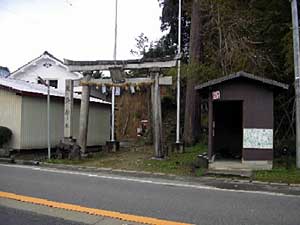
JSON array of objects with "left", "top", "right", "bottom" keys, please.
[{"left": 213, "top": 101, "right": 243, "bottom": 160}]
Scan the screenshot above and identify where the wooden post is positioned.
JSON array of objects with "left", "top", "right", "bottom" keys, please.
[
  {"left": 78, "top": 74, "right": 91, "bottom": 155},
  {"left": 64, "top": 80, "right": 74, "bottom": 139},
  {"left": 208, "top": 90, "right": 213, "bottom": 161},
  {"left": 151, "top": 71, "right": 163, "bottom": 158},
  {"left": 291, "top": 0, "right": 300, "bottom": 168}
]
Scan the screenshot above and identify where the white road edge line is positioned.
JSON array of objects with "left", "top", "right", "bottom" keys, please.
[{"left": 0, "top": 163, "right": 299, "bottom": 198}]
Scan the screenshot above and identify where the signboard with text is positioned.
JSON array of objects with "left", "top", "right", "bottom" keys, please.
[{"left": 212, "top": 91, "right": 221, "bottom": 100}]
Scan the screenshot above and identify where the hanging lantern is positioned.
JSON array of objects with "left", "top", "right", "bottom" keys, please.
[
  {"left": 115, "top": 86, "right": 121, "bottom": 96},
  {"left": 136, "top": 84, "right": 140, "bottom": 91},
  {"left": 130, "top": 85, "right": 135, "bottom": 94},
  {"left": 102, "top": 85, "right": 106, "bottom": 94}
]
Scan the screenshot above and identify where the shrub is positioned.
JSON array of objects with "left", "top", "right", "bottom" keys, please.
[{"left": 0, "top": 126, "right": 12, "bottom": 147}]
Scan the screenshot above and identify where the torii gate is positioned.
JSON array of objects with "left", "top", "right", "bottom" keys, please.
[{"left": 63, "top": 58, "right": 177, "bottom": 158}]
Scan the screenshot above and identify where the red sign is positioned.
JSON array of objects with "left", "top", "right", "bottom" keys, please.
[{"left": 212, "top": 91, "right": 220, "bottom": 100}]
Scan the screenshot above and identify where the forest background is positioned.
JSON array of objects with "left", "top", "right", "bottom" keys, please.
[{"left": 130, "top": 0, "right": 297, "bottom": 154}]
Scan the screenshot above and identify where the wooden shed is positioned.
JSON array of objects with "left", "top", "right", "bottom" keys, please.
[{"left": 195, "top": 71, "right": 288, "bottom": 169}]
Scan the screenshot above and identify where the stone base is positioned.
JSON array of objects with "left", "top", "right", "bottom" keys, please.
[
  {"left": 0, "top": 148, "right": 13, "bottom": 158},
  {"left": 106, "top": 141, "right": 120, "bottom": 152},
  {"left": 56, "top": 137, "right": 81, "bottom": 160},
  {"left": 242, "top": 160, "right": 273, "bottom": 170},
  {"left": 172, "top": 142, "right": 185, "bottom": 153},
  {"left": 209, "top": 160, "right": 273, "bottom": 172}
]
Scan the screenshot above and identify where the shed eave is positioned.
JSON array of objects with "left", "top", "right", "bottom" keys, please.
[{"left": 195, "top": 71, "right": 289, "bottom": 91}]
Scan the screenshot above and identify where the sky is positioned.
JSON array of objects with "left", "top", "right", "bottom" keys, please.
[{"left": 0, "top": 0, "right": 165, "bottom": 71}]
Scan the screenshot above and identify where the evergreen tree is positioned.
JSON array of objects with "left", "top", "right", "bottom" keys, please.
[{"left": 133, "top": 0, "right": 298, "bottom": 148}]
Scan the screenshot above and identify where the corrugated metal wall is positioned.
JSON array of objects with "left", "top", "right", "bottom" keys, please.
[
  {"left": 0, "top": 89, "right": 22, "bottom": 149},
  {"left": 73, "top": 102, "right": 111, "bottom": 146},
  {"left": 20, "top": 95, "right": 110, "bottom": 149}
]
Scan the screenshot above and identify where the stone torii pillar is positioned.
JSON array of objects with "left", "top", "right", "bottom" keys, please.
[
  {"left": 151, "top": 70, "right": 163, "bottom": 158},
  {"left": 78, "top": 73, "right": 92, "bottom": 155}
]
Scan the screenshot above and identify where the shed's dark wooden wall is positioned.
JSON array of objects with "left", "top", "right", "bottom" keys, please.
[{"left": 206, "top": 78, "right": 274, "bottom": 161}]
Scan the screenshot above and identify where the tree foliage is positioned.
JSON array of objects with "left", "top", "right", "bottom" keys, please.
[{"left": 158, "top": 0, "right": 297, "bottom": 79}]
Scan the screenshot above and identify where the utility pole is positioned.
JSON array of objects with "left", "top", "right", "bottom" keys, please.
[
  {"left": 47, "top": 81, "right": 50, "bottom": 159},
  {"left": 175, "top": 0, "right": 184, "bottom": 153},
  {"left": 291, "top": 0, "right": 300, "bottom": 168},
  {"left": 38, "top": 76, "right": 51, "bottom": 159},
  {"left": 111, "top": 0, "right": 118, "bottom": 142},
  {"left": 107, "top": 0, "right": 118, "bottom": 152}
]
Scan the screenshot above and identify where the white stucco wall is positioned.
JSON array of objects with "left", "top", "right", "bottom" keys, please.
[{"left": 0, "top": 89, "right": 22, "bottom": 149}]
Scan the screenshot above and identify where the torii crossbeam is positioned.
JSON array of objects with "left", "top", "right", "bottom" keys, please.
[{"left": 65, "top": 58, "right": 177, "bottom": 72}]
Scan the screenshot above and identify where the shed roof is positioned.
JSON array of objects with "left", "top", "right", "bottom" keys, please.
[
  {"left": 0, "top": 77, "right": 110, "bottom": 105},
  {"left": 195, "top": 71, "right": 289, "bottom": 91}
]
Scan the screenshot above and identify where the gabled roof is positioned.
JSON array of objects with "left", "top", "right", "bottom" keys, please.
[
  {"left": 0, "top": 77, "right": 110, "bottom": 105},
  {"left": 195, "top": 71, "right": 288, "bottom": 91},
  {"left": 10, "top": 51, "right": 81, "bottom": 78}
]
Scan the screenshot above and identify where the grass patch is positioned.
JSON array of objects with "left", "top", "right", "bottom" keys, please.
[
  {"left": 47, "top": 143, "right": 207, "bottom": 176},
  {"left": 255, "top": 157, "right": 300, "bottom": 184},
  {"left": 139, "top": 144, "right": 207, "bottom": 176},
  {"left": 255, "top": 168, "right": 300, "bottom": 184}
]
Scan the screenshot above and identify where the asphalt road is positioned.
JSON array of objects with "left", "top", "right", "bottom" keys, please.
[
  {"left": 0, "top": 164, "right": 300, "bottom": 225},
  {"left": 0, "top": 205, "right": 86, "bottom": 225}
]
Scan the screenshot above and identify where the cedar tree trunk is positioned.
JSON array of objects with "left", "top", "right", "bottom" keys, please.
[{"left": 183, "top": 0, "right": 204, "bottom": 145}]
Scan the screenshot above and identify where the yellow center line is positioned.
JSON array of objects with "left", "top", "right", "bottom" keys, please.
[{"left": 0, "top": 191, "right": 193, "bottom": 225}]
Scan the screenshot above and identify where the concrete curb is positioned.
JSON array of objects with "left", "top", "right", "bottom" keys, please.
[
  {"left": 2, "top": 158, "right": 300, "bottom": 188},
  {"left": 15, "top": 159, "right": 40, "bottom": 166},
  {"left": 0, "top": 157, "right": 14, "bottom": 164},
  {"left": 39, "top": 162, "right": 180, "bottom": 180},
  {"left": 206, "top": 169, "right": 253, "bottom": 178}
]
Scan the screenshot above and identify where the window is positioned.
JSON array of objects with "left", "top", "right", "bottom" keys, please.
[
  {"left": 37, "top": 79, "right": 58, "bottom": 88},
  {"left": 49, "top": 80, "right": 58, "bottom": 88}
]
